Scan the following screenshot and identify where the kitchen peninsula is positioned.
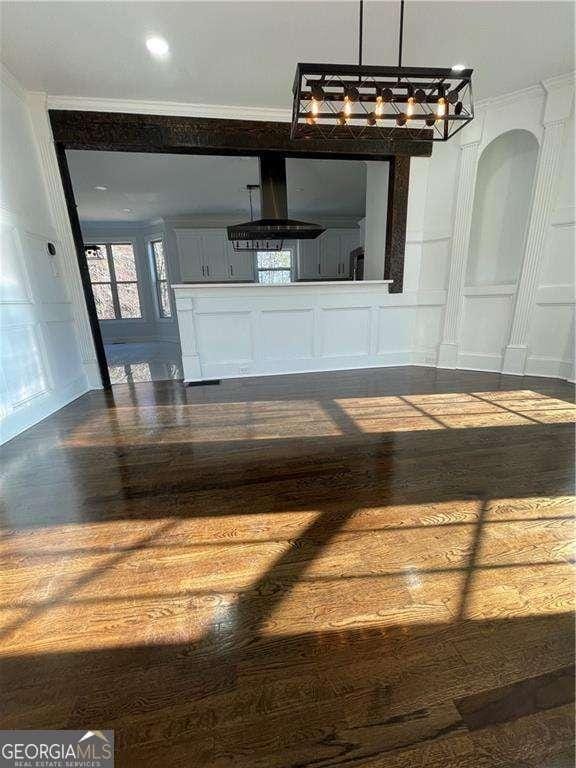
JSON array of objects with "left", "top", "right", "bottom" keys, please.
[{"left": 173, "top": 280, "right": 397, "bottom": 382}]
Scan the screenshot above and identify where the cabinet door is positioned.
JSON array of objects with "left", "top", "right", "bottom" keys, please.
[
  {"left": 297, "top": 240, "right": 321, "bottom": 280},
  {"left": 226, "top": 241, "right": 254, "bottom": 281},
  {"left": 201, "top": 232, "right": 228, "bottom": 281},
  {"left": 175, "top": 230, "right": 205, "bottom": 282},
  {"left": 319, "top": 233, "right": 341, "bottom": 279}
]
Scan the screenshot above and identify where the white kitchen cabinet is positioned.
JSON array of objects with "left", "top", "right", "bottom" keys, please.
[
  {"left": 176, "top": 228, "right": 252, "bottom": 282},
  {"left": 200, "top": 231, "right": 228, "bottom": 280},
  {"left": 297, "top": 239, "right": 321, "bottom": 279},
  {"left": 175, "top": 230, "right": 205, "bottom": 282},
  {"left": 320, "top": 229, "right": 360, "bottom": 279},
  {"left": 319, "top": 232, "right": 342, "bottom": 279},
  {"left": 225, "top": 241, "right": 255, "bottom": 281},
  {"left": 176, "top": 227, "right": 360, "bottom": 283},
  {"left": 338, "top": 230, "right": 361, "bottom": 278}
]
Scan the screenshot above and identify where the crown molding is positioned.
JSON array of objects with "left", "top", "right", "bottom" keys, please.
[
  {"left": 542, "top": 71, "right": 575, "bottom": 125},
  {"left": 0, "top": 62, "right": 26, "bottom": 100},
  {"left": 542, "top": 71, "right": 576, "bottom": 92},
  {"left": 45, "top": 94, "right": 292, "bottom": 122},
  {"left": 475, "top": 83, "right": 544, "bottom": 112}
]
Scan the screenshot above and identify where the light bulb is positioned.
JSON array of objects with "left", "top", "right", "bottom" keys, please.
[
  {"left": 407, "top": 96, "right": 415, "bottom": 119},
  {"left": 306, "top": 115, "right": 317, "bottom": 125},
  {"left": 375, "top": 95, "right": 383, "bottom": 119},
  {"left": 436, "top": 97, "right": 446, "bottom": 119},
  {"left": 311, "top": 97, "right": 319, "bottom": 116},
  {"left": 344, "top": 95, "right": 352, "bottom": 118},
  {"left": 146, "top": 36, "right": 170, "bottom": 58}
]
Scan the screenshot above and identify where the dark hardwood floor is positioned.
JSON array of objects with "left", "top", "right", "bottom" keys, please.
[{"left": 1, "top": 365, "right": 574, "bottom": 767}]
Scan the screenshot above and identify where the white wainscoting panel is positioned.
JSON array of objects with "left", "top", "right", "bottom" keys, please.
[
  {"left": 320, "top": 307, "right": 371, "bottom": 357},
  {"left": 0, "top": 73, "right": 88, "bottom": 445},
  {"left": 259, "top": 310, "right": 314, "bottom": 360},
  {"left": 173, "top": 281, "right": 406, "bottom": 381},
  {"left": 458, "top": 293, "right": 515, "bottom": 370},
  {"left": 196, "top": 312, "right": 253, "bottom": 364}
]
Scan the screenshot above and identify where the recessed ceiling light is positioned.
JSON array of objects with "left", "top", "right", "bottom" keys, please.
[
  {"left": 146, "top": 36, "right": 170, "bottom": 57},
  {"left": 94, "top": 185, "right": 107, "bottom": 191},
  {"left": 123, "top": 208, "right": 132, "bottom": 213},
  {"left": 452, "top": 63, "right": 466, "bottom": 72}
]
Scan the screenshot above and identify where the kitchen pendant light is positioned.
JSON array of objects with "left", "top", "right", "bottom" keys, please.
[{"left": 291, "top": 0, "right": 474, "bottom": 142}]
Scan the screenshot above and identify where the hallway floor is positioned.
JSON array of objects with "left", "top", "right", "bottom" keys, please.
[
  {"left": 105, "top": 341, "right": 182, "bottom": 384},
  {"left": 1, "top": 366, "right": 574, "bottom": 767}
]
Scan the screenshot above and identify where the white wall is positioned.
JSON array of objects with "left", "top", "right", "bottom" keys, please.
[
  {"left": 0, "top": 68, "right": 88, "bottom": 445},
  {"left": 363, "top": 162, "right": 389, "bottom": 280},
  {"left": 80, "top": 220, "right": 179, "bottom": 345}
]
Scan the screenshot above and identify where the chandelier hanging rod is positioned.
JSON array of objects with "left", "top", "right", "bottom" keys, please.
[
  {"left": 398, "top": 0, "right": 404, "bottom": 68},
  {"left": 358, "top": 0, "right": 364, "bottom": 67}
]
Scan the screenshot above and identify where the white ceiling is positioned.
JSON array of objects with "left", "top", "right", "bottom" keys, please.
[
  {"left": 66, "top": 150, "right": 368, "bottom": 222},
  {"left": 2, "top": 2, "right": 574, "bottom": 105}
]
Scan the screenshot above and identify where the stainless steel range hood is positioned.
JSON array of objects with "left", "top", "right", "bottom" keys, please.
[{"left": 227, "top": 154, "right": 325, "bottom": 244}]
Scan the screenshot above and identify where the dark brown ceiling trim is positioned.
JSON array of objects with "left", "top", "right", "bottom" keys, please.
[{"left": 48, "top": 110, "right": 433, "bottom": 159}]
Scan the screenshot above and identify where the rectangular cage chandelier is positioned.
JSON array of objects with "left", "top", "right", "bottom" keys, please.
[
  {"left": 290, "top": 1, "right": 474, "bottom": 142},
  {"left": 291, "top": 64, "right": 474, "bottom": 142}
]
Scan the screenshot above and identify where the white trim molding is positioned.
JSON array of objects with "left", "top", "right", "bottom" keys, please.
[
  {"left": 503, "top": 78, "right": 574, "bottom": 375},
  {"left": 44, "top": 94, "right": 292, "bottom": 123},
  {"left": 438, "top": 117, "right": 484, "bottom": 368}
]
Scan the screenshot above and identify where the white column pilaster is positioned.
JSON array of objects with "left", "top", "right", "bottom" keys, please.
[
  {"left": 174, "top": 296, "right": 203, "bottom": 382},
  {"left": 503, "top": 76, "right": 574, "bottom": 375},
  {"left": 438, "top": 120, "right": 483, "bottom": 368},
  {"left": 26, "top": 93, "right": 101, "bottom": 388}
]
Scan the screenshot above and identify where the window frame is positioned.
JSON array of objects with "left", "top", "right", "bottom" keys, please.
[
  {"left": 148, "top": 238, "right": 173, "bottom": 320},
  {"left": 254, "top": 247, "right": 294, "bottom": 284},
  {"left": 86, "top": 240, "right": 143, "bottom": 321}
]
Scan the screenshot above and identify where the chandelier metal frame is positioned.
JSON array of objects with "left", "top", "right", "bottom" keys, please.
[{"left": 291, "top": 1, "right": 474, "bottom": 142}]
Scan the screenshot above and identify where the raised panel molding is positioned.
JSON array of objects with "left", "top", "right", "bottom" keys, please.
[
  {"left": 320, "top": 307, "right": 371, "bottom": 357},
  {"left": 1, "top": 323, "right": 51, "bottom": 408},
  {"left": 535, "top": 284, "right": 576, "bottom": 305},
  {"left": 259, "top": 310, "right": 314, "bottom": 360},
  {"left": 0, "top": 223, "right": 33, "bottom": 304}
]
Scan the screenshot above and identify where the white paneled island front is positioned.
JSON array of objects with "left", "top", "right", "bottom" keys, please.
[{"left": 173, "top": 280, "right": 405, "bottom": 382}]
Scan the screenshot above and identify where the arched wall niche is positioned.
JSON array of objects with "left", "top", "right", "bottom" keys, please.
[{"left": 467, "top": 129, "right": 539, "bottom": 286}]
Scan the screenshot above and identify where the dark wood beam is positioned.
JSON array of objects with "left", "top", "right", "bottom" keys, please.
[
  {"left": 384, "top": 155, "right": 410, "bottom": 293},
  {"left": 49, "top": 110, "right": 432, "bottom": 159}
]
